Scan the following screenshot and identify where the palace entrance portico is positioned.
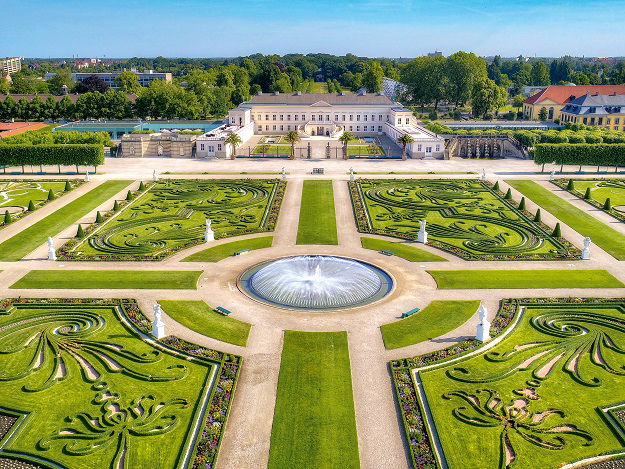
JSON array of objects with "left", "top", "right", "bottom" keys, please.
[{"left": 299, "top": 121, "right": 343, "bottom": 138}]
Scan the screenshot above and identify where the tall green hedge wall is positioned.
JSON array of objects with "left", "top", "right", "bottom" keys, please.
[
  {"left": 534, "top": 143, "right": 625, "bottom": 166},
  {"left": 0, "top": 144, "right": 105, "bottom": 167}
]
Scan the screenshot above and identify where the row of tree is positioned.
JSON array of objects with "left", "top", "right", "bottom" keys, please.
[
  {"left": 534, "top": 144, "right": 625, "bottom": 168},
  {"left": 0, "top": 145, "right": 105, "bottom": 170}
]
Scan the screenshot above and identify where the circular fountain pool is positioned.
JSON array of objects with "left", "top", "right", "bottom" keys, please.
[{"left": 239, "top": 256, "right": 393, "bottom": 310}]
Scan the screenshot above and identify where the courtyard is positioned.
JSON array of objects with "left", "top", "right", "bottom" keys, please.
[{"left": 0, "top": 156, "right": 625, "bottom": 469}]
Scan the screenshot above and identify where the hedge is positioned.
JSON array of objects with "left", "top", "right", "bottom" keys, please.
[
  {"left": 534, "top": 143, "right": 625, "bottom": 167},
  {"left": 0, "top": 144, "right": 105, "bottom": 168}
]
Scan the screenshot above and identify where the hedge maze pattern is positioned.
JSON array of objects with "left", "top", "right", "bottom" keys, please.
[
  {"left": 60, "top": 179, "right": 285, "bottom": 261},
  {"left": 392, "top": 299, "right": 625, "bottom": 469},
  {"left": 0, "top": 298, "right": 241, "bottom": 469},
  {"left": 350, "top": 179, "right": 579, "bottom": 260},
  {"left": 553, "top": 178, "right": 625, "bottom": 223}
]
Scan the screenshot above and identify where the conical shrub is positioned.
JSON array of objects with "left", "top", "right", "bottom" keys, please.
[
  {"left": 3, "top": 210, "right": 11, "bottom": 225},
  {"left": 518, "top": 197, "right": 526, "bottom": 211},
  {"left": 47, "top": 189, "right": 55, "bottom": 201},
  {"left": 113, "top": 200, "right": 120, "bottom": 212},
  {"left": 126, "top": 190, "right": 133, "bottom": 201},
  {"left": 493, "top": 181, "right": 500, "bottom": 191},
  {"left": 76, "top": 224, "right": 85, "bottom": 238},
  {"left": 139, "top": 181, "right": 146, "bottom": 191},
  {"left": 534, "top": 209, "right": 542, "bottom": 222},
  {"left": 27, "top": 200, "right": 36, "bottom": 211},
  {"left": 95, "top": 211, "right": 103, "bottom": 223},
  {"left": 504, "top": 188, "right": 512, "bottom": 200},
  {"left": 552, "top": 222, "right": 561, "bottom": 237},
  {"left": 583, "top": 187, "right": 591, "bottom": 200},
  {"left": 604, "top": 198, "right": 612, "bottom": 210},
  {"left": 566, "top": 179, "right": 575, "bottom": 191},
  {"left": 64, "top": 181, "right": 72, "bottom": 191}
]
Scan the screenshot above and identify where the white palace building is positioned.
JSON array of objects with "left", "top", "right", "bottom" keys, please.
[{"left": 195, "top": 91, "right": 445, "bottom": 159}]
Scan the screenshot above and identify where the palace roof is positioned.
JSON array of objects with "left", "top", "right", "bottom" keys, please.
[
  {"left": 524, "top": 85, "right": 625, "bottom": 106},
  {"left": 245, "top": 92, "right": 394, "bottom": 106}
]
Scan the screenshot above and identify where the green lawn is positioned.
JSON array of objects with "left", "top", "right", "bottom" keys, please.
[
  {"left": 361, "top": 237, "right": 447, "bottom": 262},
  {"left": 182, "top": 236, "right": 273, "bottom": 262},
  {"left": 251, "top": 145, "right": 292, "bottom": 156},
  {"left": 346, "top": 145, "right": 385, "bottom": 156},
  {"left": 507, "top": 180, "right": 625, "bottom": 260},
  {"left": 158, "top": 300, "right": 251, "bottom": 346},
  {"left": 0, "top": 180, "right": 131, "bottom": 261},
  {"left": 428, "top": 269, "right": 624, "bottom": 289},
  {"left": 381, "top": 300, "right": 479, "bottom": 349},
  {"left": 10, "top": 270, "right": 201, "bottom": 289},
  {"left": 268, "top": 331, "right": 360, "bottom": 469},
  {"left": 296, "top": 180, "right": 338, "bottom": 245},
  {"left": 553, "top": 178, "right": 625, "bottom": 221}
]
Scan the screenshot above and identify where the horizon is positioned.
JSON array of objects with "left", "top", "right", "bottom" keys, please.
[{"left": 3, "top": 0, "right": 625, "bottom": 58}]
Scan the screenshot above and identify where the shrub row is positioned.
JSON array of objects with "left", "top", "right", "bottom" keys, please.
[
  {"left": 0, "top": 144, "right": 105, "bottom": 169},
  {"left": 0, "top": 129, "right": 113, "bottom": 147},
  {"left": 534, "top": 144, "right": 625, "bottom": 167}
]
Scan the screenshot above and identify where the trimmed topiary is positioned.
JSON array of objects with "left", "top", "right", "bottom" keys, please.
[
  {"left": 139, "top": 181, "right": 146, "bottom": 191},
  {"left": 113, "top": 200, "right": 120, "bottom": 212},
  {"left": 552, "top": 222, "right": 561, "bottom": 237},
  {"left": 3, "top": 210, "right": 12, "bottom": 225},
  {"left": 76, "top": 224, "right": 85, "bottom": 238},
  {"left": 584, "top": 187, "right": 591, "bottom": 200},
  {"left": 493, "top": 181, "right": 500, "bottom": 191},
  {"left": 566, "top": 179, "right": 575, "bottom": 190},
  {"left": 126, "top": 190, "right": 133, "bottom": 201},
  {"left": 64, "top": 181, "right": 72, "bottom": 191},
  {"left": 47, "top": 189, "right": 56, "bottom": 201},
  {"left": 534, "top": 209, "right": 542, "bottom": 222},
  {"left": 504, "top": 188, "right": 512, "bottom": 200},
  {"left": 518, "top": 197, "right": 526, "bottom": 210},
  {"left": 27, "top": 200, "right": 36, "bottom": 211},
  {"left": 95, "top": 211, "right": 103, "bottom": 223},
  {"left": 604, "top": 198, "right": 612, "bottom": 210}
]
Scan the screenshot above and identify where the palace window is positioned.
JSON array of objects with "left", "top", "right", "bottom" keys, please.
[
  {"left": 279, "top": 115, "right": 283, "bottom": 121},
  {"left": 287, "top": 125, "right": 291, "bottom": 131},
  {"left": 372, "top": 115, "right": 375, "bottom": 121},
  {"left": 273, "top": 115, "right": 276, "bottom": 121},
  {"left": 326, "top": 115, "right": 330, "bottom": 121},
  {"left": 312, "top": 115, "right": 316, "bottom": 121},
  {"left": 378, "top": 126, "right": 382, "bottom": 132},
  {"left": 217, "top": 144, "right": 222, "bottom": 151},
  {"left": 335, "top": 115, "right": 339, "bottom": 121},
  {"left": 356, "top": 126, "right": 360, "bottom": 131},
  {"left": 200, "top": 144, "right": 205, "bottom": 151},
  {"left": 295, "top": 115, "right": 298, "bottom": 121},
  {"left": 364, "top": 115, "right": 368, "bottom": 121},
  {"left": 287, "top": 115, "right": 291, "bottom": 121},
  {"left": 265, "top": 125, "right": 269, "bottom": 131},
  {"left": 349, "top": 126, "right": 353, "bottom": 131},
  {"left": 435, "top": 144, "right": 440, "bottom": 151},
  {"left": 302, "top": 114, "right": 306, "bottom": 120},
  {"left": 417, "top": 144, "right": 422, "bottom": 151},
  {"left": 273, "top": 125, "right": 276, "bottom": 130},
  {"left": 208, "top": 146, "right": 214, "bottom": 152},
  {"left": 356, "top": 115, "right": 360, "bottom": 121},
  {"left": 342, "top": 115, "right": 346, "bottom": 121},
  {"left": 280, "top": 125, "right": 284, "bottom": 131},
  {"left": 349, "top": 115, "right": 353, "bottom": 121},
  {"left": 616, "top": 118, "right": 621, "bottom": 124},
  {"left": 265, "top": 115, "right": 269, "bottom": 120},
  {"left": 379, "top": 115, "right": 382, "bottom": 121},
  {"left": 364, "top": 126, "right": 368, "bottom": 131},
  {"left": 257, "top": 126, "right": 262, "bottom": 132}
]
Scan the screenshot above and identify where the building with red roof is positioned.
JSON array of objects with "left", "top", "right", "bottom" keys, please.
[{"left": 523, "top": 85, "right": 625, "bottom": 121}]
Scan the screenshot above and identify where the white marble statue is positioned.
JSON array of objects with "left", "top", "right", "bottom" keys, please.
[
  {"left": 476, "top": 304, "right": 491, "bottom": 342},
  {"left": 481, "top": 168, "right": 486, "bottom": 181},
  {"left": 85, "top": 171, "right": 90, "bottom": 182},
  {"left": 582, "top": 237, "right": 591, "bottom": 260},
  {"left": 152, "top": 302, "right": 166, "bottom": 339},
  {"left": 204, "top": 218, "right": 215, "bottom": 242},
  {"left": 417, "top": 219, "right": 428, "bottom": 244},
  {"left": 550, "top": 170, "right": 556, "bottom": 181},
  {"left": 47, "top": 237, "right": 57, "bottom": 261},
  {"left": 281, "top": 167, "right": 286, "bottom": 180},
  {"left": 153, "top": 169, "right": 159, "bottom": 182},
  {"left": 349, "top": 167, "right": 355, "bottom": 181}
]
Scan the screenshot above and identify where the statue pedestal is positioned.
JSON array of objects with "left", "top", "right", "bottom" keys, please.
[
  {"left": 152, "top": 320, "right": 166, "bottom": 339},
  {"left": 48, "top": 249, "right": 57, "bottom": 261},
  {"left": 476, "top": 320, "right": 491, "bottom": 342},
  {"left": 205, "top": 229, "right": 215, "bottom": 242},
  {"left": 581, "top": 248, "right": 590, "bottom": 260},
  {"left": 418, "top": 231, "right": 428, "bottom": 243}
]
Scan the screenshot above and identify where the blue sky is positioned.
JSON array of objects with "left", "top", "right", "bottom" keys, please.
[{"left": 3, "top": 0, "right": 625, "bottom": 58}]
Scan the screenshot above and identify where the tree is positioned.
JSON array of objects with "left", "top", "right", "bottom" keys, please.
[
  {"left": 397, "top": 134, "right": 414, "bottom": 160},
  {"left": 446, "top": 51, "right": 487, "bottom": 107},
  {"left": 339, "top": 131, "right": 354, "bottom": 160},
  {"left": 75, "top": 75, "right": 109, "bottom": 93},
  {"left": 512, "top": 94, "right": 525, "bottom": 117},
  {"left": 538, "top": 107, "right": 548, "bottom": 120},
  {"left": 47, "top": 69, "right": 75, "bottom": 95},
  {"left": 0, "top": 77, "right": 10, "bottom": 95},
  {"left": 471, "top": 78, "right": 508, "bottom": 119},
  {"left": 114, "top": 71, "right": 141, "bottom": 93},
  {"left": 362, "top": 62, "right": 384, "bottom": 93},
  {"left": 284, "top": 131, "right": 300, "bottom": 160},
  {"left": 401, "top": 56, "right": 448, "bottom": 110},
  {"left": 224, "top": 133, "right": 242, "bottom": 160},
  {"left": 530, "top": 62, "right": 550, "bottom": 86}
]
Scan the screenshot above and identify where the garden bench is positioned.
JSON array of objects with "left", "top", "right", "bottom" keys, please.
[
  {"left": 401, "top": 307, "right": 421, "bottom": 319},
  {"left": 312, "top": 168, "right": 325, "bottom": 174},
  {"left": 380, "top": 250, "right": 394, "bottom": 256},
  {"left": 215, "top": 306, "right": 232, "bottom": 316},
  {"left": 233, "top": 249, "right": 250, "bottom": 256}
]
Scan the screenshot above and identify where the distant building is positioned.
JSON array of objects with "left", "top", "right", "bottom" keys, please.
[
  {"left": 521, "top": 85, "right": 548, "bottom": 97},
  {"left": 560, "top": 93, "right": 625, "bottom": 131},
  {"left": 44, "top": 70, "right": 172, "bottom": 89},
  {"left": 523, "top": 85, "right": 625, "bottom": 121},
  {"left": 427, "top": 51, "right": 443, "bottom": 57},
  {"left": 381, "top": 78, "right": 408, "bottom": 101},
  {"left": 0, "top": 57, "right": 23, "bottom": 74}
]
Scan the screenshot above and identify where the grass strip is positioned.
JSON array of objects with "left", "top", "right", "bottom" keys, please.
[
  {"left": 268, "top": 331, "right": 359, "bottom": 469},
  {"left": 0, "top": 180, "right": 131, "bottom": 261},
  {"left": 381, "top": 300, "right": 480, "bottom": 349},
  {"left": 296, "top": 180, "right": 338, "bottom": 245},
  {"left": 159, "top": 300, "right": 251, "bottom": 346},
  {"left": 361, "top": 237, "right": 447, "bottom": 262},
  {"left": 182, "top": 236, "right": 273, "bottom": 262},
  {"left": 506, "top": 180, "right": 625, "bottom": 260},
  {"left": 428, "top": 269, "right": 624, "bottom": 289},
  {"left": 10, "top": 270, "right": 201, "bottom": 290}
]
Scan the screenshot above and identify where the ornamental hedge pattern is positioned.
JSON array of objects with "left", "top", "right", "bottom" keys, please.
[
  {"left": 0, "top": 298, "right": 241, "bottom": 469},
  {"left": 552, "top": 178, "right": 625, "bottom": 223},
  {"left": 350, "top": 179, "right": 580, "bottom": 261},
  {"left": 534, "top": 144, "right": 625, "bottom": 167},
  {"left": 392, "top": 298, "right": 625, "bottom": 469},
  {"left": 0, "top": 144, "right": 105, "bottom": 168},
  {"left": 58, "top": 178, "right": 286, "bottom": 261}
]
